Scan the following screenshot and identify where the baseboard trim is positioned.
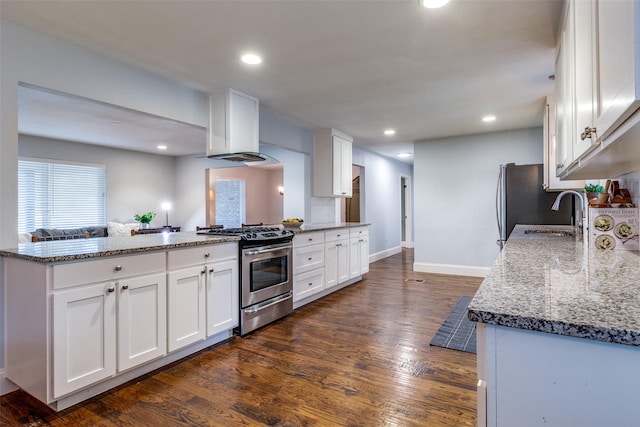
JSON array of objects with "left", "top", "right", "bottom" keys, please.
[
  {"left": 413, "top": 262, "right": 490, "bottom": 278},
  {"left": 369, "top": 245, "right": 402, "bottom": 263},
  {"left": 0, "top": 370, "right": 19, "bottom": 396}
]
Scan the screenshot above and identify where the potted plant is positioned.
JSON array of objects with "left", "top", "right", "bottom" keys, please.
[
  {"left": 584, "top": 184, "right": 604, "bottom": 203},
  {"left": 134, "top": 211, "right": 156, "bottom": 229}
]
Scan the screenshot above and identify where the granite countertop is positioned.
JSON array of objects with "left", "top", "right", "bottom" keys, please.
[
  {"left": 292, "top": 222, "right": 369, "bottom": 233},
  {"left": 0, "top": 232, "right": 240, "bottom": 263},
  {"left": 468, "top": 224, "right": 640, "bottom": 346}
]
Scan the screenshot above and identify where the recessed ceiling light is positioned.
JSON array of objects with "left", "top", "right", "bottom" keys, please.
[
  {"left": 384, "top": 129, "right": 396, "bottom": 136},
  {"left": 421, "top": 0, "right": 450, "bottom": 9},
  {"left": 241, "top": 53, "right": 262, "bottom": 65},
  {"left": 157, "top": 145, "right": 167, "bottom": 150},
  {"left": 482, "top": 115, "right": 497, "bottom": 122},
  {"left": 397, "top": 153, "right": 411, "bottom": 158}
]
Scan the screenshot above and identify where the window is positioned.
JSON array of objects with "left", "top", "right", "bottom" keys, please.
[
  {"left": 214, "top": 178, "right": 246, "bottom": 228},
  {"left": 18, "top": 158, "right": 106, "bottom": 233}
]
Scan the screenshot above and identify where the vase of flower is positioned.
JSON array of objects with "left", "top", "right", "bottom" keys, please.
[{"left": 134, "top": 211, "right": 156, "bottom": 229}]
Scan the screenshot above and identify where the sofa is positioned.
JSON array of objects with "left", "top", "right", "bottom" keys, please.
[{"left": 25, "top": 222, "right": 140, "bottom": 243}]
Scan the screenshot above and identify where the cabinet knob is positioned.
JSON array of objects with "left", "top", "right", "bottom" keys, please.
[
  {"left": 114, "top": 265, "right": 122, "bottom": 272},
  {"left": 121, "top": 284, "right": 129, "bottom": 290},
  {"left": 336, "top": 243, "right": 342, "bottom": 247},
  {"left": 107, "top": 286, "right": 115, "bottom": 293},
  {"left": 204, "top": 252, "right": 210, "bottom": 258},
  {"left": 580, "top": 126, "right": 597, "bottom": 140},
  {"left": 209, "top": 268, "right": 214, "bottom": 273},
  {"left": 308, "top": 257, "right": 312, "bottom": 261},
  {"left": 556, "top": 163, "right": 564, "bottom": 169},
  {"left": 308, "top": 282, "right": 313, "bottom": 287},
  {"left": 201, "top": 268, "right": 207, "bottom": 274}
]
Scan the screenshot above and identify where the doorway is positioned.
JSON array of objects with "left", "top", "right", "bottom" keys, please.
[
  {"left": 342, "top": 165, "right": 363, "bottom": 222},
  {"left": 401, "top": 175, "right": 412, "bottom": 247}
]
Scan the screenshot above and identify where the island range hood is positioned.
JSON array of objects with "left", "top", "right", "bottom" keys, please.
[{"left": 206, "top": 89, "right": 262, "bottom": 162}]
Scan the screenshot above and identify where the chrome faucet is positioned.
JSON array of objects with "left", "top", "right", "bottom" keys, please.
[{"left": 552, "top": 190, "right": 587, "bottom": 231}]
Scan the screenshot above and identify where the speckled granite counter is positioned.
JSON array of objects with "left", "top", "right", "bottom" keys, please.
[
  {"left": 0, "top": 232, "right": 239, "bottom": 263},
  {"left": 291, "top": 222, "right": 369, "bottom": 233},
  {"left": 468, "top": 224, "right": 640, "bottom": 346}
]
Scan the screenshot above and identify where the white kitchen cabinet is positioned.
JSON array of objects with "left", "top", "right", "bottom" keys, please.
[
  {"left": 52, "top": 253, "right": 166, "bottom": 398},
  {"left": 555, "top": 0, "right": 640, "bottom": 180},
  {"left": 52, "top": 282, "right": 116, "bottom": 398},
  {"left": 349, "top": 227, "right": 369, "bottom": 278},
  {"left": 543, "top": 96, "right": 584, "bottom": 191},
  {"left": 554, "top": 0, "right": 575, "bottom": 176},
  {"left": 293, "top": 268, "right": 325, "bottom": 301},
  {"left": 117, "top": 273, "right": 167, "bottom": 372},
  {"left": 167, "top": 265, "right": 206, "bottom": 352},
  {"left": 324, "top": 229, "right": 350, "bottom": 289},
  {"left": 206, "top": 258, "right": 239, "bottom": 337},
  {"left": 478, "top": 323, "right": 640, "bottom": 427},
  {"left": 313, "top": 128, "right": 353, "bottom": 197},
  {"left": 207, "top": 88, "right": 259, "bottom": 157},
  {"left": 167, "top": 243, "right": 238, "bottom": 352}
]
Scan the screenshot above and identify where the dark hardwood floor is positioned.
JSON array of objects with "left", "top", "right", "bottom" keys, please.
[{"left": 0, "top": 249, "right": 483, "bottom": 426}]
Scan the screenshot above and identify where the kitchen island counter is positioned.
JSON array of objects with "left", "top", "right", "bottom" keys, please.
[
  {"left": 470, "top": 224, "right": 640, "bottom": 427},
  {"left": 468, "top": 224, "right": 640, "bottom": 346},
  {"left": 0, "top": 232, "right": 239, "bottom": 263}
]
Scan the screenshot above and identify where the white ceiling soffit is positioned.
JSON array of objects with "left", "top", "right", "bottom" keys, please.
[{"left": 3, "top": 0, "right": 563, "bottom": 164}]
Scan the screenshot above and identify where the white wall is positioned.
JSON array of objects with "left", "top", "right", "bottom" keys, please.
[
  {"left": 413, "top": 127, "right": 543, "bottom": 276},
  {"left": 20, "top": 135, "right": 177, "bottom": 226}
]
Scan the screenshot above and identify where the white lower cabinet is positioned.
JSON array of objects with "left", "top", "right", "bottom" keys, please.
[
  {"left": 349, "top": 227, "right": 370, "bottom": 278},
  {"left": 293, "top": 268, "right": 325, "bottom": 301},
  {"left": 52, "top": 254, "right": 167, "bottom": 398},
  {"left": 324, "top": 229, "right": 350, "bottom": 289},
  {"left": 52, "top": 282, "right": 117, "bottom": 398},
  {"left": 167, "top": 243, "right": 238, "bottom": 352},
  {"left": 5, "top": 242, "right": 238, "bottom": 410},
  {"left": 206, "top": 259, "right": 239, "bottom": 337},
  {"left": 167, "top": 266, "right": 206, "bottom": 352}
]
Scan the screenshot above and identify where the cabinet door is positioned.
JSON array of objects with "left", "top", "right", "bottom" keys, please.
[
  {"left": 117, "top": 273, "right": 167, "bottom": 372},
  {"left": 332, "top": 135, "right": 353, "bottom": 197},
  {"left": 337, "top": 241, "right": 351, "bottom": 283},
  {"left": 349, "top": 238, "right": 361, "bottom": 279},
  {"left": 167, "top": 266, "right": 206, "bottom": 352},
  {"left": 573, "top": 0, "right": 595, "bottom": 158},
  {"left": 324, "top": 243, "right": 338, "bottom": 289},
  {"left": 555, "top": 1, "right": 575, "bottom": 175},
  {"left": 358, "top": 236, "right": 370, "bottom": 275},
  {"left": 594, "top": 0, "right": 639, "bottom": 139},
  {"left": 52, "top": 282, "right": 116, "bottom": 398},
  {"left": 206, "top": 259, "right": 239, "bottom": 337}
]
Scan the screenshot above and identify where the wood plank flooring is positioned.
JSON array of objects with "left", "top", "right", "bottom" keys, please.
[{"left": 0, "top": 249, "right": 483, "bottom": 426}]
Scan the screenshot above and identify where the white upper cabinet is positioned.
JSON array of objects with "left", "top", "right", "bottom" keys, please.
[
  {"left": 556, "top": 0, "right": 640, "bottom": 179},
  {"left": 314, "top": 128, "right": 353, "bottom": 197},
  {"left": 206, "top": 89, "right": 259, "bottom": 157},
  {"left": 554, "top": 1, "right": 575, "bottom": 175}
]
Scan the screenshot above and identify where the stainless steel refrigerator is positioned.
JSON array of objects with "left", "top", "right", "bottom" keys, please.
[{"left": 496, "top": 163, "right": 573, "bottom": 248}]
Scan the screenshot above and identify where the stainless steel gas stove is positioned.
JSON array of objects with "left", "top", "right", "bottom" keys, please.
[{"left": 197, "top": 226, "right": 295, "bottom": 335}]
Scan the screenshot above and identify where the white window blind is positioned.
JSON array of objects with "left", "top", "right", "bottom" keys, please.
[{"left": 18, "top": 159, "right": 106, "bottom": 233}]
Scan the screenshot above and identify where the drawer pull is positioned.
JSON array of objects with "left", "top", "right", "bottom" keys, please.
[
  {"left": 114, "top": 265, "right": 122, "bottom": 272},
  {"left": 107, "top": 286, "right": 115, "bottom": 293},
  {"left": 121, "top": 284, "right": 129, "bottom": 290},
  {"left": 308, "top": 282, "right": 313, "bottom": 287},
  {"left": 204, "top": 252, "right": 210, "bottom": 258},
  {"left": 308, "top": 257, "right": 312, "bottom": 261},
  {"left": 209, "top": 268, "right": 214, "bottom": 273}
]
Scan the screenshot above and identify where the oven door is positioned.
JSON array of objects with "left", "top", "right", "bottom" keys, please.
[{"left": 241, "top": 242, "right": 292, "bottom": 308}]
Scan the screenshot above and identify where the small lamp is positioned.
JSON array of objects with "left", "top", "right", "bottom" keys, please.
[
  {"left": 161, "top": 201, "right": 171, "bottom": 228},
  {"left": 278, "top": 186, "right": 284, "bottom": 196}
]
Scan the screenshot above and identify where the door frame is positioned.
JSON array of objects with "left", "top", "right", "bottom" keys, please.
[{"left": 400, "top": 175, "right": 413, "bottom": 248}]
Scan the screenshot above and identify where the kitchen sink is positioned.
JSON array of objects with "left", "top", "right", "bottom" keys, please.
[{"left": 523, "top": 229, "right": 575, "bottom": 237}]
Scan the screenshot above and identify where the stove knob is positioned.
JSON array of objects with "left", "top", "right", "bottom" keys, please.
[{"left": 252, "top": 233, "right": 258, "bottom": 238}]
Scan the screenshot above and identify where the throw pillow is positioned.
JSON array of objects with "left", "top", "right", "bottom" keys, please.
[{"left": 107, "top": 222, "right": 139, "bottom": 237}]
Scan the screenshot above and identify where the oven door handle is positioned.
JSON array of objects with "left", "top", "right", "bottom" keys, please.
[
  {"left": 244, "top": 246, "right": 290, "bottom": 256},
  {"left": 243, "top": 291, "right": 293, "bottom": 314}
]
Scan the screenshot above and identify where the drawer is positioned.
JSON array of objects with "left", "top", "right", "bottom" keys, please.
[
  {"left": 293, "top": 231, "right": 325, "bottom": 247},
  {"left": 324, "top": 228, "right": 349, "bottom": 243},
  {"left": 53, "top": 252, "right": 166, "bottom": 289},
  {"left": 293, "top": 243, "right": 324, "bottom": 274},
  {"left": 349, "top": 226, "right": 369, "bottom": 239},
  {"left": 293, "top": 268, "right": 325, "bottom": 301},
  {"left": 168, "top": 242, "right": 237, "bottom": 270}
]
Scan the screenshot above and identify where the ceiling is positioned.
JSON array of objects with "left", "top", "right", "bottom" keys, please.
[{"left": 2, "top": 0, "right": 563, "bottom": 164}]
